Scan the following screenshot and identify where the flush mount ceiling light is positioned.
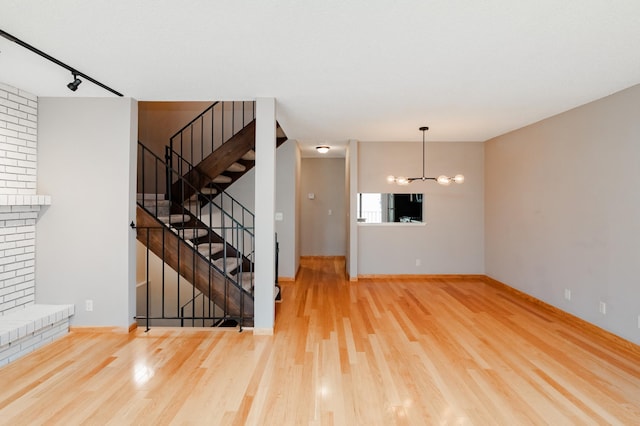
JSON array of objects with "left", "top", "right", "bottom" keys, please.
[
  {"left": 316, "top": 145, "right": 330, "bottom": 154},
  {"left": 387, "top": 126, "right": 464, "bottom": 186},
  {"left": 67, "top": 73, "right": 82, "bottom": 91}
]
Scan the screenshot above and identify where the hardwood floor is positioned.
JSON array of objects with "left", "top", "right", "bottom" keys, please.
[{"left": 1, "top": 257, "right": 639, "bottom": 424}]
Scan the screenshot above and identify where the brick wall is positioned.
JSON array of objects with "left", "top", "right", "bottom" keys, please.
[{"left": 0, "top": 83, "right": 46, "bottom": 315}]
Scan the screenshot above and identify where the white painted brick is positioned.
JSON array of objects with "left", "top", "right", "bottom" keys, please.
[
  {"left": 3, "top": 138, "right": 24, "bottom": 148},
  {"left": 18, "top": 133, "right": 36, "bottom": 142},
  {"left": 5, "top": 122, "right": 26, "bottom": 133},
  {"left": 0, "top": 112, "right": 20, "bottom": 124},
  {"left": 0, "top": 128, "right": 18, "bottom": 138},
  {"left": 6, "top": 152, "right": 26, "bottom": 161},
  {"left": 0, "top": 242, "right": 16, "bottom": 250},
  {"left": 18, "top": 332, "right": 42, "bottom": 350},
  {"left": 6, "top": 94, "right": 29, "bottom": 105},
  {"left": 17, "top": 150, "right": 36, "bottom": 160},
  {"left": 0, "top": 98, "right": 20, "bottom": 110},
  {"left": 16, "top": 266, "right": 34, "bottom": 276},
  {"left": 14, "top": 294, "right": 34, "bottom": 307},
  {"left": 16, "top": 253, "right": 34, "bottom": 262},
  {"left": 18, "top": 175, "right": 37, "bottom": 184},
  {"left": 0, "top": 342, "right": 21, "bottom": 359},
  {"left": 18, "top": 104, "right": 36, "bottom": 115},
  {"left": 4, "top": 289, "right": 24, "bottom": 301},
  {"left": 6, "top": 182, "right": 26, "bottom": 189},
  {"left": 0, "top": 227, "right": 17, "bottom": 235},
  {"left": 5, "top": 262, "right": 25, "bottom": 272},
  {"left": 5, "top": 219, "right": 25, "bottom": 227},
  {"left": 3, "top": 276, "right": 25, "bottom": 287},
  {"left": 0, "top": 158, "right": 18, "bottom": 167},
  {"left": 0, "top": 286, "right": 17, "bottom": 296},
  {"left": 18, "top": 90, "right": 36, "bottom": 102},
  {"left": 0, "top": 270, "right": 16, "bottom": 280},
  {"left": 19, "top": 119, "right": 36, "bottom": 129},
  {"left": 0, "top": 213, "right": 20, "bottom": 221},
  {"left": 0, "top": 300, "right": 16, "bottom": 312},
  {"left": 0, "top": 256, "right": 17, "bottom": 266},
  {"left": 0, "top": 173, "right": 17, "bottom": 181},
  {"left": 5, "top": 166, "right": 26, "bottom": 176},
  {"left": 16, "top": 238, "right": 35, "bottom": 248},
  {"left": 5, "top": 233, "right": 25, "bottom": 242},
  {"left": 18, "top": 212, "right": 37, "bottom": 220},
  {"left": 8, "top": 110, "right": 28, "bottom": 121},
  {"left": 0, "top": 83, "right": 19, "bottom": 94}
]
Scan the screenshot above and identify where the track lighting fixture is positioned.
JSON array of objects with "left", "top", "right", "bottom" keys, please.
[
  {"left": 0, "top": 28, "right": 123, "bottom": 97},
  {"left": 67, "top": 73, "right": 82, "bottom": 92}
]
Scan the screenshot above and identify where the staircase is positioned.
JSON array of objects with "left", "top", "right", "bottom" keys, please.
[{"left": 135, "top": 101, "right": 286, "bottom": 329}]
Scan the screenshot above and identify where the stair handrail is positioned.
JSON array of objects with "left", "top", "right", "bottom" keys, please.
[
  {"left": 168, "top": 101, "right": 256, "bottom": 177},
  {"left": 138, "top": 142, "right": 254, "bottom": 293},
  {"left": 166, "top": 145, "right": 255, "bottom": 223},
  {"left": 140, "top": 142, "right": 253, "bottom": 237},
  {"left": 170, "top": 101, "right": 220, "bottom": 142}
]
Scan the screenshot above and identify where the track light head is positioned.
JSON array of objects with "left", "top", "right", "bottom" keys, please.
[{"left": 67, "top": 74, "right": 82, "bottom": 92}]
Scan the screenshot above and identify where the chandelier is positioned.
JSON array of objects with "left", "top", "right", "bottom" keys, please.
[{"left": 387, "top": 126, "right": 464, "bottom": 186}]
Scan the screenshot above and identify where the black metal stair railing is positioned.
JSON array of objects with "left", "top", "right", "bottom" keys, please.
[
  {"left": 168, "top": 101, "right": 255, "bottom": 174},
  {"left": 135, "top": 142, "right": 254, "bottom": 330},
  {"left": 166, "top": 146, "right": 255, "bottom": 264}
]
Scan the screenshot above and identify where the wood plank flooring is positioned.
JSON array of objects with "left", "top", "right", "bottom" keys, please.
[{"left": 1, "top": 257, "right": 639, "bottom": 424}]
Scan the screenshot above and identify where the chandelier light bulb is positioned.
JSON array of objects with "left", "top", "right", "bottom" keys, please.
[
  {"left": 453, "top": 174, "right": 465, "bottom": 184},
  {"left": 396, "top": 177, "right": 410, "bottom": 186},
  {"left": 437, "top": 175, "right": 451, "bottom": 186},
  {"left": 387, "top": 175, "right": 396, "bottom": 184}
]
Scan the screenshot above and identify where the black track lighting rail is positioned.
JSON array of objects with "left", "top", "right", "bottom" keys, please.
[{"left": 0, "top": 28, "right": 123, "bottom": 97}]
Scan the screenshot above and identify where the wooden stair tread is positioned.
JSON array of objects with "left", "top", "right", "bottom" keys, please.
[
  {"left": 241, "top": 150, "right": 255, "bottom": 161},
  {"left": 196, "top": 243, "right": 224, "bottom": 258},
  {"left": 233, "top": 271, "right": 254, "bottom": 292},
  {"left": 211, "top": 175, "right": 232, "bottom": 184},
  {"left": 158, "top": 214, "right": 190, "bottom": 224},
  {"left": 175, "top": 228, "right": 208, "bottom": 241},
  {"left": 226, "top": 162, "right": 246, "bottom": 173},
  {"left": 213, "top": 257, "right": 241, "bottom": 273},
  {"left": 199, "top": 187, "right": 218, "bottom": 195}
]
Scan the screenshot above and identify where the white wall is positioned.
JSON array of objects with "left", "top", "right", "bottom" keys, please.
[
  {"left": 485, "top": 84, "right": 640, "bottom": 345},
  {"left": 300, "top": 158, "right": 346, "bottom": 256},
  {"left": 274, "top": 140, "right": 300, "bottom": 279},
  {"left": 357, "top": 141, "right": 484, "bottom": 274},
  {"left": 36, "top": 97, "right": 137, "bottom": 328},
  {"left": 224, "top": 139, "right": 300, "bottom": 279}
]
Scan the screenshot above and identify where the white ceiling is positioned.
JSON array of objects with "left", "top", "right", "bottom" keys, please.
[{"left": 2, "top": 0, "right": 639, "bottom": 151}]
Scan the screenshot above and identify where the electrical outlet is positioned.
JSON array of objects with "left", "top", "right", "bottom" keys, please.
[
  {"left": 599, "top": 301, "right": 606, "bottom": 315},
  {"left": 564, "top": 289, "right": 571, "bottom": 301},
  {"left": 85, "top": 299, "right": 93, "bottom": 312},
  {"left": 415, "top": 259, "right": 421, "bottom": 266}
]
